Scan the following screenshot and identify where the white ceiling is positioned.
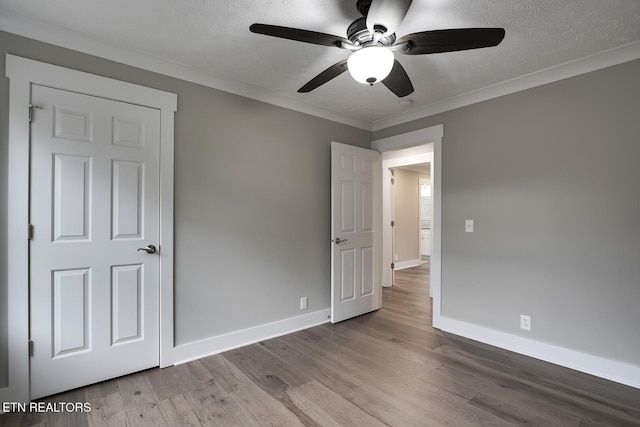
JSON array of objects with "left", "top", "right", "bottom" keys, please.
[{"left": 1, "top": 0, "right": 640, "bottom": 130}]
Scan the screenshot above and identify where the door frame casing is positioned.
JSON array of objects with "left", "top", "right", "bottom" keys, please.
[
  {"left": 3, "top": 54, "right": 177, "bottom": 402},
  {"left": 372, "top": 124, "right": 443, "bottom": 328}
]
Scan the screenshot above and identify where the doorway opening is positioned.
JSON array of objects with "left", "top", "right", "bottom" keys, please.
[
  {"left": 372, "top": 124, "right": 443, "bottom": 329},
  {"left": 389, "top": 163, "right": 432, "bottom": 273},
  {"left": 387, "top": 162, "right": 432, "bottom": 322}
]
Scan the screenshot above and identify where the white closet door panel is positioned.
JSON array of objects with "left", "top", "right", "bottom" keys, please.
[
  {"left": 30, "top": 85, "right": 161, "bottom": 399},
  {"left": 53, "top": 155, "right": 92, "bottom": 241},
  {"left": 52, "top": 268, "right": 91, "bottom": 357}
]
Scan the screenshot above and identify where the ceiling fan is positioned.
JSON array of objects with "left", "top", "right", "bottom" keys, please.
[{"left": 250, "top": 0, "right": 505, "bottom": 97}]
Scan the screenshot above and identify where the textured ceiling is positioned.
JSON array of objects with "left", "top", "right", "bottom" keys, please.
[{"left": 1, "top": 0, "right": 640, "bottom": 126}]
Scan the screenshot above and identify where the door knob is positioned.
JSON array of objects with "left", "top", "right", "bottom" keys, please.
[
  {"left": 137, "top": 244, "right": 157, "bottom": 254},
  {"left": 334, "top": 238, "right": 348, "bottom": 244}
]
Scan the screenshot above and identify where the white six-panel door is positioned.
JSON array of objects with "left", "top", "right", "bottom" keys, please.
[
  {"left": 29, "top": 85, "right": 161, "bottom": 399},
  {"left": 331, "top": 142, "right": 380, "bottom": 323}
]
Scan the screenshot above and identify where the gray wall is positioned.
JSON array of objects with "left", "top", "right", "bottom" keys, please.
[
  {"left": 0, "top": 30, "right": 371, "bottom": 384},
  {"left": 374, "top": 59, "right": 640, "bottom": 366}
]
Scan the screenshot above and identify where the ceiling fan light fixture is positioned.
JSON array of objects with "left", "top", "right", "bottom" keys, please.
[
  {"left": 347, "top": 46, "right": 394, "bottom": 85},
  {"left": 250, "top": 0, "right": 505, "bottom": 96}
]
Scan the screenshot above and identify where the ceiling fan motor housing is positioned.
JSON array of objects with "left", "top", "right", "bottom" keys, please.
[{"left": 347, "top": 17, "right": 395, "bottom": 47}]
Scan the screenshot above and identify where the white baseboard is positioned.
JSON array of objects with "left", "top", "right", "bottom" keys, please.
[
  {"left": 437, "top": 316, "right": 640, "bottom": 390},
  {"left": 394, "top": 259, "right": 422, "bottom": 270},
  {"left": 172, "top": 309, "right": 331, "bottom": 365}
]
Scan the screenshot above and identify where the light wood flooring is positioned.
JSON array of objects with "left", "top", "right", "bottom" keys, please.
[{"left": 3, "top": 263, "right": 640, "bottom": 426}]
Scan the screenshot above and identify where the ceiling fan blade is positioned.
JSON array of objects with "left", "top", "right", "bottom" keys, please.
[
  {"left": 382, "top": 60, "right": 414, "bottom": 97},
  {"left": 298, "top": 60, "right": 349, "bottom": 93},
  {"left": 397, "top": 28, "right": 505, "bottom": 55},
  {"left": 250, "top": 24, "right": 349, "bottom": 48},
  {"left": 366, "top": 0, "right": 413, "bottom": 36}
]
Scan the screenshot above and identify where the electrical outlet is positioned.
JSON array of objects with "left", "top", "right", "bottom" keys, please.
[
  {"left": 520, "top": 314, "right": 531, "bottom": 331},
  {"left": 300, "top": 297, "right": 308, "bottom": 310},
  {"left": 394, "top": 254, "right": 398, "bottom": 262}
]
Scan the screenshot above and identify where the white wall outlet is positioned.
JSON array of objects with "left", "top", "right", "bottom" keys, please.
[
  {"left": 465, "top": 219, "right": 474, "bottom": 233},
  {"left": 520, "top": 314, "right": 531, "bottom": 331},
  {"left": 394, "top": 254, "right": 398, "bottom": 262},
  {"left": 300, "top": 297, "right": 308, "bottom": 310}
]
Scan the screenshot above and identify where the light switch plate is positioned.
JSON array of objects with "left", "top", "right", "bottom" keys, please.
[{"left": 465, "top": 219, "right": 474, "bottom": 233}]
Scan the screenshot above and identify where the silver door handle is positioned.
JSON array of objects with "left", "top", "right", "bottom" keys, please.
[
  {"left": 334, "top": 238, "right": 348, "bottom": 244},
  {"left": 137, "top": 244, "right": 157, "bottom": 254}
]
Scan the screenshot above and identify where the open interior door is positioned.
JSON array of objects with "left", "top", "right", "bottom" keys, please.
[{"left": 331, "top": 142, "right": 380, "bottom": 323}]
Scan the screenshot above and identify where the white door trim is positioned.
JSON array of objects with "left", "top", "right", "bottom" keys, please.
[
  {"left": 3, "top": 54, "right": 177, "bottom": 403},
  {"left": 373, "top": 124, "right": 443, "bottom": 329}
]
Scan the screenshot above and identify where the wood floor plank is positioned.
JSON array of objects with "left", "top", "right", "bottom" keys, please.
[
  {"left": 0, "top": 410, "right": 42, "bottom": 427},
  {"left": 286, "top": 381, "right": 386, "bottom": 427},
  {"left": 198, "top": 354, "right": 259, "bottom": 394},
  {"left": 258, "top": 337, "right": 362, "bottom": 400},
  {"left": 468, "top": 393, "right": 560, "bottom": 426},
  {"left": 346, "top": 312, "right": 443, "bottom": 350},
  {"left": 42, "top": 387, "right": 90, "bottom": 427},
  {"left": 83, "top": 378, "right": 120, "bottom": 402},
  {"left": 223, "top": 343, "right": 312, "bottom": 390},
  {"left": 431, "top": 364, "right": 583, "bottom": 426},
  {"left": 182, "top": 387, "right": 260, "bottom": 427},
  {"left": 231, "top": 382, "right": 304, "bottom": 427},
  {"left": 505, "top": 352, "right": 640, "bottom": 416},
  {"left": 86, "top": 392, "right": 129, "bottom": 427},
  {"left": 566, "top": 367, "right": 640, "bottom": 403},
  {"left": 144, "top": 359, "right": 231, "bottom": 405},
  {"left": 286, "top": 329, "right": 511, "bottom": 427},
  {"left": 317, "top": 322, "right": 441, "bottom": 371},
  {"left": 157, "top": 394, "right": 203, "bottom": 427},
  {"left": 222, "top": 344, "right": 318, "bottom": 426},
  {"left": 313, "top": 332, "right": 533, "bottom": 423},
  {"left": 263, "top": 334, "right": 452, "bottom": 427},
  {"left": 434, "top": 335, "right": 640, "bottom": 426},
  {"left": 144, "top": 364, "right": 197, "bottom": 403},
  {"left": 116, "top": 372, "right": 168, "bottom": 427}
]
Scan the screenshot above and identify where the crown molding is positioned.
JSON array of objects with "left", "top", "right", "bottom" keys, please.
[
  {"left": 372, "top": 40, "right": 640, "bottom": 131},
  {"left": 0, "top": 8, "right": 372, "bottom": 131}
]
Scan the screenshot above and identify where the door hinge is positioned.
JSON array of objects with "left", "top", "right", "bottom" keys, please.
[
  {"left": 391, "top": 263, "right": 395, "bottom": 269},
  {"left": 28, "top": 104, "right": 43, "bottom": 123},
  {"left": 391, "top": 220, "right": 395, "bottom": 227},
  {"left": 28, "top": 340, "right": 34, "bottom": 357},
  {"left": 28, "top": 224, "right": 34, "bottom": 240}
]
